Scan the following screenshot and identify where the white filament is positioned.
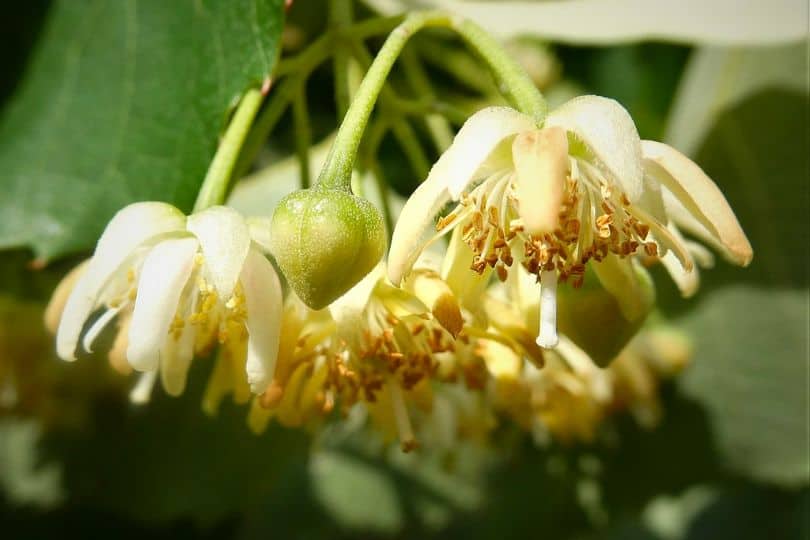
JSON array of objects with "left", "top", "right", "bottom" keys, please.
[{"left": 537, "top": 269, "right": 559, "bottom": 348}]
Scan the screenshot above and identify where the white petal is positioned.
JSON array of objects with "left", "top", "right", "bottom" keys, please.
[
  {"left": 45, "top": 259, "right": 88, "bottom": 334},
  {"left": 160, "top": 321, "right": 196, "bottom": 397},
  {"left": 81, "top": 306, "right": 122, "bottom": 353},
  {"left": 246, "top": 217, "right": 273, "bottom": 254},
  {"left": 186, "top": 206, "right": 251, "bottom": 299},
  {"left": 642, "top": 140, "right": 752, "bottom": 266},
  {"left": 546, "top": 95, "right": 643, "bottom": 201},
  {"left": 387, "top": 180, "right": 461, "bottom": 287},
  {"left": 241, "top": 249, "right": 283, "bottom": 393},
  {"left": 331, "top": 263, "right": 383, "bottom": 328},
  {"left": 660, "top": 224, "right": 699, "bottom": 298},
  {"left": 441, "top": 107, "right": 535, "bottom": 199},
  {"left": 56, "top": 202, "right": 185, "bottom": 360},
  {"left": 388, "top": 107, "right": 534, "bottom": 286},
  {"left": 126, "top": 237, "right": 199, "bottom": 372}
]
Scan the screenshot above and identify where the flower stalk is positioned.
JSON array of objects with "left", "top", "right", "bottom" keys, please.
[
  {"left": 194, "top": 88, "right": 265, "bottom": 211},
  {"left": 317, "top": 10, "right": 547, "bottom": 192}
]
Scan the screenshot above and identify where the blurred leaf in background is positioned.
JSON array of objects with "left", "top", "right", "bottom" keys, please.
[{"left": 0, "top": 0, "right": 284, "bottom": 261}]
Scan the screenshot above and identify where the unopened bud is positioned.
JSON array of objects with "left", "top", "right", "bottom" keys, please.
[{"left": 270, "top": 188, "right": 386, "bottom": 310}]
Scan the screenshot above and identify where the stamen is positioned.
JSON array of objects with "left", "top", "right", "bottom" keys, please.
[
  {"left": 390, "top": 381, "right": 418, "bottom": 452},
  {"left": 537, "top": 270, "right": 559, "bottom": 349}
]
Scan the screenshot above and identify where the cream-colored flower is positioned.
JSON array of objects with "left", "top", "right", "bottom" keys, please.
[
  {"left": 389, "top": 96, "right": 752, "bottom": 350},
  {"left": 53, "top": 202, "right": 282, "bottom": 398}
]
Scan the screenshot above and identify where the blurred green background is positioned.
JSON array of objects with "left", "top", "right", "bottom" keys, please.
[{"left": 0, "top": 1, "right": 807, "bottom": 538}]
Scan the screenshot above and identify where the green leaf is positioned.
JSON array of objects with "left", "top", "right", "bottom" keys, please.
[
  {"left": 656, "top": 86, "right": 809, "bottom": 487},
  {"left": 677, "top": 286, "right": 809, "bottom": 488},
  {"left": 0, "top": 0, "right": 284, "bottom": 261}
]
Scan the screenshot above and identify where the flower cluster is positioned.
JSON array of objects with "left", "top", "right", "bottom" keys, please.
[
  {"left": 49, "top": 203, "right": 282, "bottom": 402},
  {"left": 47, "top": 95, "right": 751, "bottom": 451},
  {"left": 389, "top": 97, "right": 752, "bottom": 351}
]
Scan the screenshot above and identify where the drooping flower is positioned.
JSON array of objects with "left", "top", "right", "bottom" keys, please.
[
  {"left": 52, "top": 202, "right": 282, "bottom": 399},
  {"left": 388, "top": 96, "right": 752, "bottom": 351}
]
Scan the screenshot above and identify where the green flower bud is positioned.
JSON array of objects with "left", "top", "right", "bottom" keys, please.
[
  {"left": 556, "top": 262, "right": 655, "bottom": 367},
  {"left": 270, "top": 188, "right": 386, "bottom": 310}
]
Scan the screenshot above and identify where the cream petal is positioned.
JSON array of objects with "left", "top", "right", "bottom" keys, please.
[
  {"left": 126, "top": 237, "right": 199, "bottom": 372},
  {"left": 513, "top": 127, "right": 570, "bottom": 235},
  {"left": 442, "top": 106, "right": 536, "bottom": 199},
  {"left": 546, "top": 95, "right": 643, "bottom": 201},
  {"left": 388, "top": 173, "right": 453, "bottom": 287},
  {"left": 45, "top": 259, "right": 88, "bottom": 334},
  {"left": 246, "top": 217, "right": 273, "bottom": 254},
  {"left": 660, "top": 224, "right": 699, "bottom": 297},
  {"left": 160, "top": 322, "right": 196, "bottom": 397},
  {"left": 388, "top": 107, "right": 534, "bottom": 286},
  {"left": 56, "top": 202, "right": 185, "bottom": 361},
  {"left": 186, "top": 205, "right": 251, "bottom": 299},
  {"left": 591, "top": 254, "right": 654, "bottom": 322},
  {"left": 641, "top": 140, "right": 752, "bottom": 266},
  {"left": 241, "top": 249, "right": 283, "bottom": 394},
  {"left": 81, "top": 305, "right": 122, "bottom": 353},
  {"left": 331, "top": 263, "right": 383, "bottom": 332}
]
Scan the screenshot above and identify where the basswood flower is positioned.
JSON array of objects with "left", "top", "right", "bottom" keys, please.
[
  {"left": 388, "top": 96, "right": 752, "bottom": 351},
  {"left": 52, "top": 202, "right": 282, "bottom": 398}
]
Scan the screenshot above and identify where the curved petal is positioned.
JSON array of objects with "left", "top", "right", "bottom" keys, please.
[
  {"left": 331, "top": 263, "right": 382, "bottom": 330},
  {"left": 160, "top": 321, "right": 196, "bottom": 397},
  {"left": 241, "top": 249, "right": 283, "bottom": 393},
  {"left": 546, "top": 95, "right": 643, "bottom": 201},
  {"left": 441, "top": 106, "right": 535, "bottom": 199},
  {"left": 45, "top": 259, "right": 88, "bottom": 334},
  {"left": 388, "top": 107, "right": 534, "bottom": 286},
  {"left": 660, "top": 223, "right": 699, "bottom": 298},
  {"left": 56, "top": 202, "right": 185, "bottom": 360},
  {"left": 513, "top": 126, "right": 570, "bottom": 235},
  {"left": 642, "top": 140, "right": 753, "bottom": 266},
  {"left": 246, "top": 217, "right": 273, "bottom": 254},
  {"left": 187, "top": 205, "right": 251, "bottom": 299},
  {"left": 387, "top": 179, "right": 457, "bottom": 286},
  {"left": 127, "top": 237, "right": 199, "bottom": 372}
]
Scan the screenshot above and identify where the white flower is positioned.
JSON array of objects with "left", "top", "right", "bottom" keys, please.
[
  {"left": 388, "top": 96, "right": 752, "bottom": 350},
  {"left": 55, "top": 202, "right": 282, "bottom": 397}
]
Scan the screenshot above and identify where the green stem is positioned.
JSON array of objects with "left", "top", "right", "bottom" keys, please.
[
  {"left": 232, "top": 77, "right": 297, "bottom": 181},
  {"left": 317, "top": 11, "right": 545, "bottom": 191},
  {"left": 194, "top": 88, "right": 264, "bottom": 211},
  {"left": 346, "top": 39, "right": 431, "bottom": 180},
  {"left": 231, "top": 15, "right": 402, "bottom": 182}
]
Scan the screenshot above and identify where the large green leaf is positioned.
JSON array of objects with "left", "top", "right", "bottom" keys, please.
[
  {"left": 665, "top": 42, "right": 808, "bottom": 157},
  {"left": 659, "top": 88, "right": 809, "bottom": 487},
  {"left": 678, "top": 286, "right": 808, "bottom": 487},
  {"left": 0, "top": 0, "right": 284, "bottom": 261}
]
